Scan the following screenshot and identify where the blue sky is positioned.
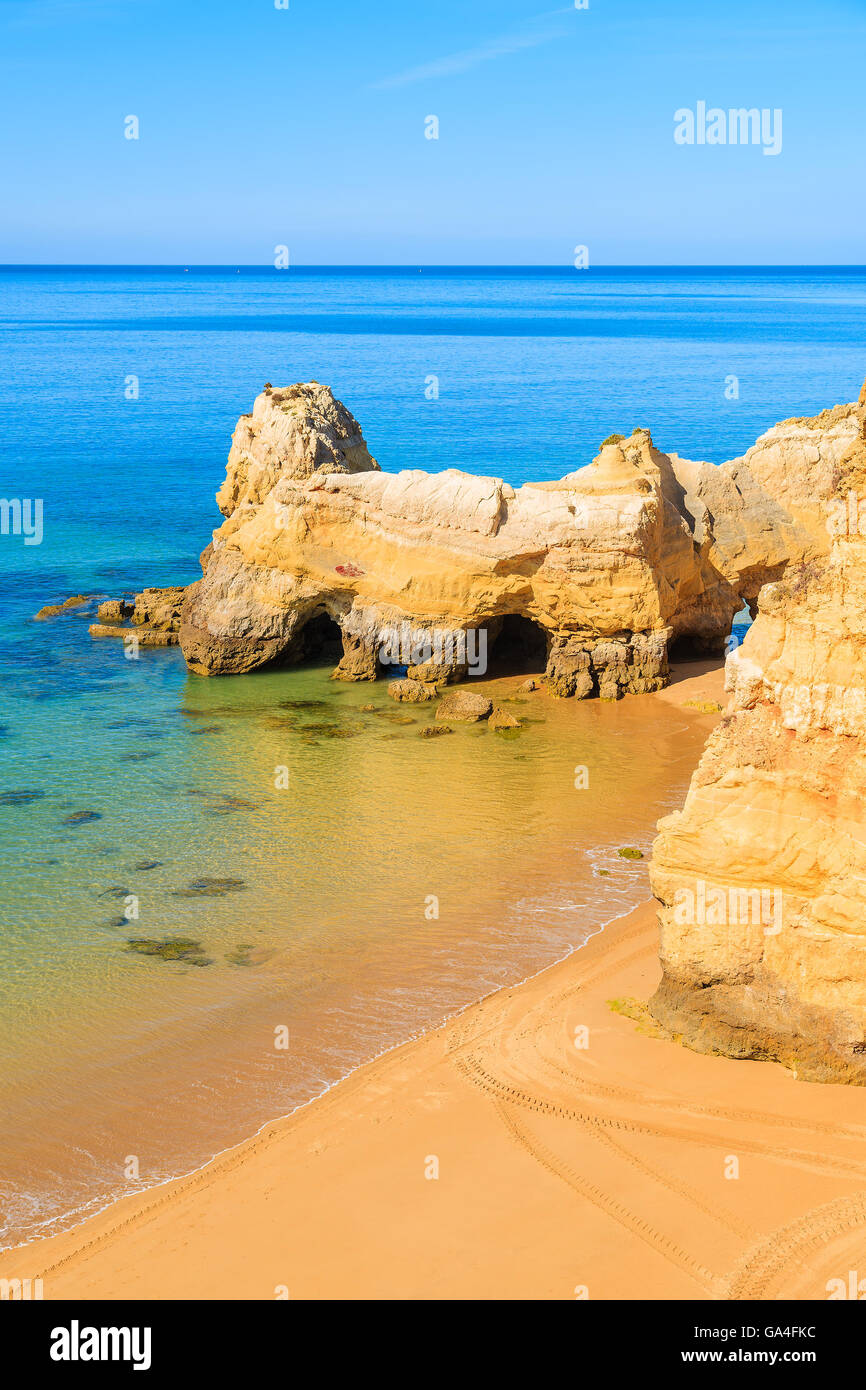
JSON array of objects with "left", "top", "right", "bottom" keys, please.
[{"left": 0, "top": 0, "right": 863, "bottom": 264}]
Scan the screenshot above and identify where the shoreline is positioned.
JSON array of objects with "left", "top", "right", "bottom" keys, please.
[
  {"left": 22, "top": 660, "right": 866, "bottom": 1299},
  {"left": 21, "top": 659, "right": 866, "bottom": 1299},
  {"left": 0, "top": 679, "right": 708, "bottom": 1256},
  {"left": 0, "top": 910, "right": 616, "bottom": 1260},
  {"left": 2, "top": 899, "right": 672, "bottom": 1296},
  {"left": 7, "top": 879, "right": 866, "bottom": 1298},
  {"left": 0, "top": 662, "right": 751, "bottom": 1297},
  {"left": 2, "top": 902, "right": 623, "bottom": 1263},
  {"left": 0, "top": 658, "right": 727, "bottom": 1263}
]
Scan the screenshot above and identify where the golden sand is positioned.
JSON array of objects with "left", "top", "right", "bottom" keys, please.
[{"left": 7, "top": 664, "right": 866, "bottom": 1301}]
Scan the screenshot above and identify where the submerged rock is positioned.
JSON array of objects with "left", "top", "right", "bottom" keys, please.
[
  {"left": 172, "top": 876, "right": 247, "bottom": 898},
  {"left": 0, "top": 789, "right": 45, "bottom": 806},
  {"left": 617, "top": 847, "right": 644, "bottom": 860},
  {"left": 300, "top": 721, "right": 362, "bottom": 740},
  {"left": 489, "top": 707, "right": 521, "bottom": 731},
  {"left": 186, "top": 789, "right": 257, "bottom": 814},
  {"left": 62, "top": 810, "right": 102, "bottom": 826},
  {"left": 225, "top": 943, "right": 255, "bottom": 966},
  {"left": 419, "top": 724, "right": 453, "bottom": 738},
  {"left": 34, "top": 595, "right": 91, "bottom": 620},
  {"left": 125, "top": 935, "right": 212, "bottom": 965},
  {"left": 207, "top": 796, "right": 258, "bottom": 814}
]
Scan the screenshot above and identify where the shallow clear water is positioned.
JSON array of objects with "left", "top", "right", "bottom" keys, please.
[{"left": 0, "top": 266, "right": 863, "bottom": 1247}]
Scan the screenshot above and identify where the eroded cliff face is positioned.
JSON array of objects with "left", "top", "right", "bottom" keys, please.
[
  {"left": 178, "top": 380, "right": 860, "bottom": 689},
  {"left": 650, "top": 383, "right": 866, "bottom": 1081},
  {"left": 694, "top": 401, "right": 861, "bottom": 611}
]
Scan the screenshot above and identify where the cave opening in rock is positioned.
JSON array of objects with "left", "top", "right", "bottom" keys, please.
[
  {"left": 298, "top": 610, "right": 343, "bottom": 663},
  {"left": 667, "top": 633, "right": 703, "bottom": 662},
  {"left": 667, "top": 632, "right": 716, "bottom": 663},
  {"left": 488, "top": 614, "right": 549, "bottom": 676}
]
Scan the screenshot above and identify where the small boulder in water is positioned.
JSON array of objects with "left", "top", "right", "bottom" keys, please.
[
  {"left": 388, "top": 679, "right": 438, "bottom": 703},
  {"left": 489, "top": 707, "right": 521, "bottom": 731},
  {"left": 435, "top": 691, "right": 492, "bottom": 723}
]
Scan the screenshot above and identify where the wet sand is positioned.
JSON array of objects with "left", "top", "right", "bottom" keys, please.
[
  {"left": 0, "top": 657, "right": 717, "bottom": 1249},
  {"left": 9, "top": 662, "right": 866, "bottom": 1301}
]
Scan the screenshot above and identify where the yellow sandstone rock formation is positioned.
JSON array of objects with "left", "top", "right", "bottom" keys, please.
[
  {"left": 650, "top": 376, "right": 866, "bottom": 1081},
  {"left": 177, "top": 379, "right": 862, "bottom": 692}
]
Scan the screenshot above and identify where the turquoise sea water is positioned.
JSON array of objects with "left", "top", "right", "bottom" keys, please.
[{"left": 1, "top": 266, "right": 864, "bottom": 1249}]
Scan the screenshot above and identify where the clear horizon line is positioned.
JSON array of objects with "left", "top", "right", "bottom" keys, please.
[{"left": 2, "top": 262, "right": 865, "bottom": 271}]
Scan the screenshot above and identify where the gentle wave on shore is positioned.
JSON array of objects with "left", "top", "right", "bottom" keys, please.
[{"left": 0, "top": 646, "right": 714, "bottom": 1248}]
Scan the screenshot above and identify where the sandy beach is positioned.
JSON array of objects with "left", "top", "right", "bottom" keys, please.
[
  {"left": 4, "top": 0, "right": 865, "bottom": 1325},
  {"left": 5, "top": 662, "right": 866, "bottom": 1301}
]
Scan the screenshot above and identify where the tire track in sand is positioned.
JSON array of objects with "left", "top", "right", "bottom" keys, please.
[
  {"left": 726, "top": 1193, "right": 866, "bottom": 1300},
  {"left": 491, "top": 1097, "right": 721, "bottom": 1295},
  {"left": 455, "top": 1052, "right": 866, "bottom": 1181}
]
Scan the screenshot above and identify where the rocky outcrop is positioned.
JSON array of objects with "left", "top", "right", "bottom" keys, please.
[
  {"left": 97, "top": 599, "right": 134, "bottom": 623},
  {"left": 34, "top": 595, "right": 91, "bottom": 620},
  {"left": 684, "top": 400, "right": 861, "bottom": 612},
  {"left": 176, "top": 380, "right": 861, "bottom": 695},
  {"left": 88, "top": 586, "right": 186, "bottom": 647},
  {"left": 218, "top": 381, "right": 379, "bottom": 513},
  {"left": 649, "top": 378, "right": 866, "bottom": 1082},
  {"left": 130, "top": 586, "right": 186, "bottom": 632}
]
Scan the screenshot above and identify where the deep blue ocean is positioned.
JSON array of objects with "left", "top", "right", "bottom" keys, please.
[
  {"left": 4, "top": 264, "right": 862, "bottom": 741},
  {"left": 3, "top": 266, "right": 865, "bottom": 602},
  {"left": 1, "top": 266, "right": 864, "bottom": 1249}
]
